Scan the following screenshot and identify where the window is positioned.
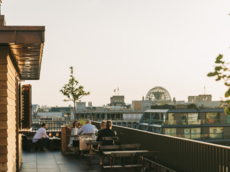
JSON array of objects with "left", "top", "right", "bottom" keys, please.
[
  {"left": 165, "top": 128, "right": 176, "bottom": 136},
  {"left": 167, "top": 113, "right": 174, "bottom": 125},
  {"left": 184, "top": 128, "right": 201, "bottom": 139},
  {"left": 206, "top": 113, "right": 220, "bottom": 124},
  {"left": 184, "top": 129, "right": 190, "bottom": 139},
  {"left": 181, "top": 114, "right": 187, "bottom": 125},
  {"left": 187, "top": 113, "right": 199, "bottom": 125},
  {"left": 209, "top": 127, "right": 223, "bottom": 139},
  {"left": 191, "top": 128, "right": 201, "bottom": 139}
]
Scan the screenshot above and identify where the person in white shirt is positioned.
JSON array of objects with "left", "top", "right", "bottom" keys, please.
[
  {"left": 66, "top": 121, "right": 79, "bottom": 147},
  {"left": 77, "top": 119, "right": 98, "bottom": 135},
  {"left": 32, "top": 123, "right": 49, "bottom": 150}
]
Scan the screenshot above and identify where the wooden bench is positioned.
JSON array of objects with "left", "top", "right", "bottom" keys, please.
[
  {"left": 120, "top": 144, "right": 140, "bottom": 151},
  {"left": 104, "top": 150, "right": 150, "bottom": 171}
]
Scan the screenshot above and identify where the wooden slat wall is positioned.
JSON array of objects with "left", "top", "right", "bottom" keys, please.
[
  {"left": 0, "top": 46, "right": 21, "bottom": 172},
  {"left": 21, "top": 85, "right": 32, "bottom": 129}
]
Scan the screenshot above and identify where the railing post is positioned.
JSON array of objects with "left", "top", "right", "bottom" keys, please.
[{"left": 61, "top": 126, "right": 66, "bottom": 156}]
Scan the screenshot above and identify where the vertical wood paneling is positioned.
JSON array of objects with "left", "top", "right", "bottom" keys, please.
[
  {"left": 0, "top": 47, "right": 8, "bottom": 172},
  {"left": 0, "top": 46, "right": 20, "bottom": 172}
]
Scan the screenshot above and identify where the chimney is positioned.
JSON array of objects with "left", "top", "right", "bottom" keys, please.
[{"left": 0, "top": 15, "right": 5, "bottom": 26}]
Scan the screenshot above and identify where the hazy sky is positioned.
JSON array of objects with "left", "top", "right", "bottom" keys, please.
[{"left": 2, "top": 0, "right": 230, "bottom": 106}]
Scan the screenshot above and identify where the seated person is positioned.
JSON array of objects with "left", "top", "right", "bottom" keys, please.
[
  {"left": 97, "top": 120, "right": 115, "bottom": 165},
  {"left": 66, "top": 121, "right": 79, "bottom": 147},
  {"left": 98, "top": 120, "right": 106, "bottom": 136},
  {"left": 97, "top": 120, "right": 115, "bottom": 145},
  {"left": 32, "top": 123, "right": 49, "bottom": 151},
  {"left": 77, "top": 119, "right": 98, "bottom": 135}
]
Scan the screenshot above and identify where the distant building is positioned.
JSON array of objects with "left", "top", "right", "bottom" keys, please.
[
  {"left": 145, "top": 86, "right": 171, "bottom": 103},
  {"left": 32, "top": 104, "right": 38, "bottom": 117},
  {"left": 137, "top": 108, "right": 229, "bottom": 145},
  {"left": 132, "top": 100, "right": 152, "bottom": 111},
  {"left": 76, "top": 102, "right": 86, "bottom": 112},
  {"left": 195, "top": 101, "right": 221, "bottom": 108},
  {"left": 37, "top": 112, "right": 63, "bottom": 119},
  {"left": 88, "top": 101, "right": 92, "bottom": 107},
  {"left": 40, "top": 105, "right": 50, "bottom": 112},
  {"left": 188, "top": 94, "right": 212, "bottom": 102},
  {"left": 110, "top": 95, "right": 125, "bottom": 106},
  {"left": 50, "top": 106, "right": 73, "bottom": 118}
]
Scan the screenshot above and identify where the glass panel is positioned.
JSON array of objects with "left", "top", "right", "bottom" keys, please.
[
  {"left": 209, "top": 127, "right": 223, "bottom": 139},
  {"left": 191, "top": 128, "right": 201, "bottom": 139},
  {"left": 166, "top": 113, "right": 175, "bottom": 125},
  {"left": 188, "top": 113, "right": 199, "bottom": 125},
  {"left": 206, "top": 113, "right": 220, "bottom": 124},
  {"left": 165, "top": 128, "right": 176, "bottom": 136},
  {"left": 181, "top": 114, "right": 187, "bottom": 125},
  {"left": 184, "top": 128, "right": 190, "bottom": 139}
]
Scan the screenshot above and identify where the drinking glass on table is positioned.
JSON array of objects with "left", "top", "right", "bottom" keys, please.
[
  {"left": 49, "top": 133, "right": 52, "bottom": 137},
  {"left": 56, "top": 133, "right": 59, "bottom": 137}
]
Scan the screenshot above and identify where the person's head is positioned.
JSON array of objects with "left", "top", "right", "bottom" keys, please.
[
  {"left": 100, "top": 120, "right": 106, "bottom": 130},
  {"left": 86, "top": 119, "right": 91, "bottom": 124},
  {"left": 42, "top": 123, "right": 47, "bottom": 129},
  {"left": 106, "top": 120, "right": 112, "bottom": 129},
  {"left": 78, "top": 123, "right": 82, "bottom": 129},
  {"left": 72, "top": 121, "right": 78, "bottom": 128}
]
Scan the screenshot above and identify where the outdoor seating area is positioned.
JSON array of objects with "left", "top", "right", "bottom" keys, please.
[
  {"left": 60, "top": 124, "right": 161, "bottom": 172},
  {"left": 22, "top": 132, "right": 62, "bottom": 152}
]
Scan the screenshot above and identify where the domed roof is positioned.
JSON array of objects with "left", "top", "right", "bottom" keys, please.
[{"left": 145, "top": 86, "right": 171, "bottom": 101}]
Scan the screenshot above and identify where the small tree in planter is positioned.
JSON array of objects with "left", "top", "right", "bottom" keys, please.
[{"left": 60, "top": 66, "right": 90, "bottom": 119}]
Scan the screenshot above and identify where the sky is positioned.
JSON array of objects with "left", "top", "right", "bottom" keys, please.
[{"left": 2, "top": 0, "right": 230, "bottom": 107}]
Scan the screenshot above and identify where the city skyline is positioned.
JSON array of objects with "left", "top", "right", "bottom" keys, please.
[{"left": 3, "top": 0, "right": 230, "bottom": 106}]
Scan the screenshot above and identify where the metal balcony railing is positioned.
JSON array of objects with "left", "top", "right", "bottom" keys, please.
[
  {"left": 32, "top": 120, "right": 72, "bottom": 132},
  {"left": 92, "top": 121, "right": 230, "bottom": 172}
]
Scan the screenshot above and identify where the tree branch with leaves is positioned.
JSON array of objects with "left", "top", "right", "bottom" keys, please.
[
  {"left": 207, "top": 54, "right": 230, "bottom": 115},
  {"left": 60, "top": 66, "right": 90, "bottom": 119}
]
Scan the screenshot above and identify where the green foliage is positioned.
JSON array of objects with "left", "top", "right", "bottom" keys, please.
[
  {"left": 60, "top": 66, "right": 90, "bottom": 115},
  {"left": 208, "top": 54, "right": 230, "bottom": 115},
  {"left": 79, "top": 118, "right": 86, "bottom": 125}
]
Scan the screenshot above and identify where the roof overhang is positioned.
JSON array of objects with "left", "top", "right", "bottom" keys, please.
[{"left": 0, "top": 15, "right": 45, "bottom": 80}]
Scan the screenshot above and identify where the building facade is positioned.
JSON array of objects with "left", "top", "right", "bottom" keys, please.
[
  {"left": 137, "top": 108, "right": 230, "bottom": 145},
  {"left": 188, "top": 94, "right": 212, "bottom": 102},
  {"left": 110, "top": 95, "right": 125, "bottom": 106},
  {"left": 0, "top": 12, "right": 45, "bottom": 172}
]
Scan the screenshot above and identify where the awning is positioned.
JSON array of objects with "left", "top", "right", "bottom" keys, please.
[{"left": 0, "top": 15, "right": 45, "bottom": 80}]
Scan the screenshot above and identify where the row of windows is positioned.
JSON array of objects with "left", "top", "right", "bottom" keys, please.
[
  {"left": 112, "top": 100, "right": 123, "bottom": 102},
  {"left": 165, "top": 127, "right": 224, "bottom": 139}
]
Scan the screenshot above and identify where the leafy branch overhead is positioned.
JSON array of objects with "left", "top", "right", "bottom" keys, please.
[
  {"left": 207, "top": 54, "right": 230, "bottom": 115},
  {"left": 60, "top": 66, "right": 90, "bottom": 116}
]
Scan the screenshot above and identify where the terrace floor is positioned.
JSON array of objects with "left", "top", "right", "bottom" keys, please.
[
  {"left": 20, "top": 151, "right": 134, "bottom": 172},
  {"left": 20, "top": 151, "right": 99, "bottom": 172}
]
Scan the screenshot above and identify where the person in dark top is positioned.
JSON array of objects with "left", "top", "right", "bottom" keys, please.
[
  {"left": 97, "top": 120, "right": 115, "bottom": 165},
  {"left": 98, "top": 120, "right": 106, "bottom": 136},
  {"left": 97, "top": 120, "right": 115, "bottom": 145}
]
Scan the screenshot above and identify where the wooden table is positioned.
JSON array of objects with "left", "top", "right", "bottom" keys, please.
[
  {"left": 86, "top": 141, "right": 103, "bottom": 154},
  {"left": 103, "top": 150, "right": 149, "bottom": 156},
  {"left": 49, "top": 137, "right": 61, "bottom": 151},
  {"left": 102, "top": 150, "right": 149, "bottom": 170}
]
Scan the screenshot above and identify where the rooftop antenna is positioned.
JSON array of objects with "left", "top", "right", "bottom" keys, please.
[{"left": 0, "top": 0, "right": 2, "bottom": 15}]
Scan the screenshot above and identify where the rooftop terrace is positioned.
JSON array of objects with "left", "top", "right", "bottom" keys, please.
[
  {"left": 20, "top": 151, "right": 95, "bottom": 172},
  {"left": 20, "top": 151, "right": 150, "bottom": 172}
]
